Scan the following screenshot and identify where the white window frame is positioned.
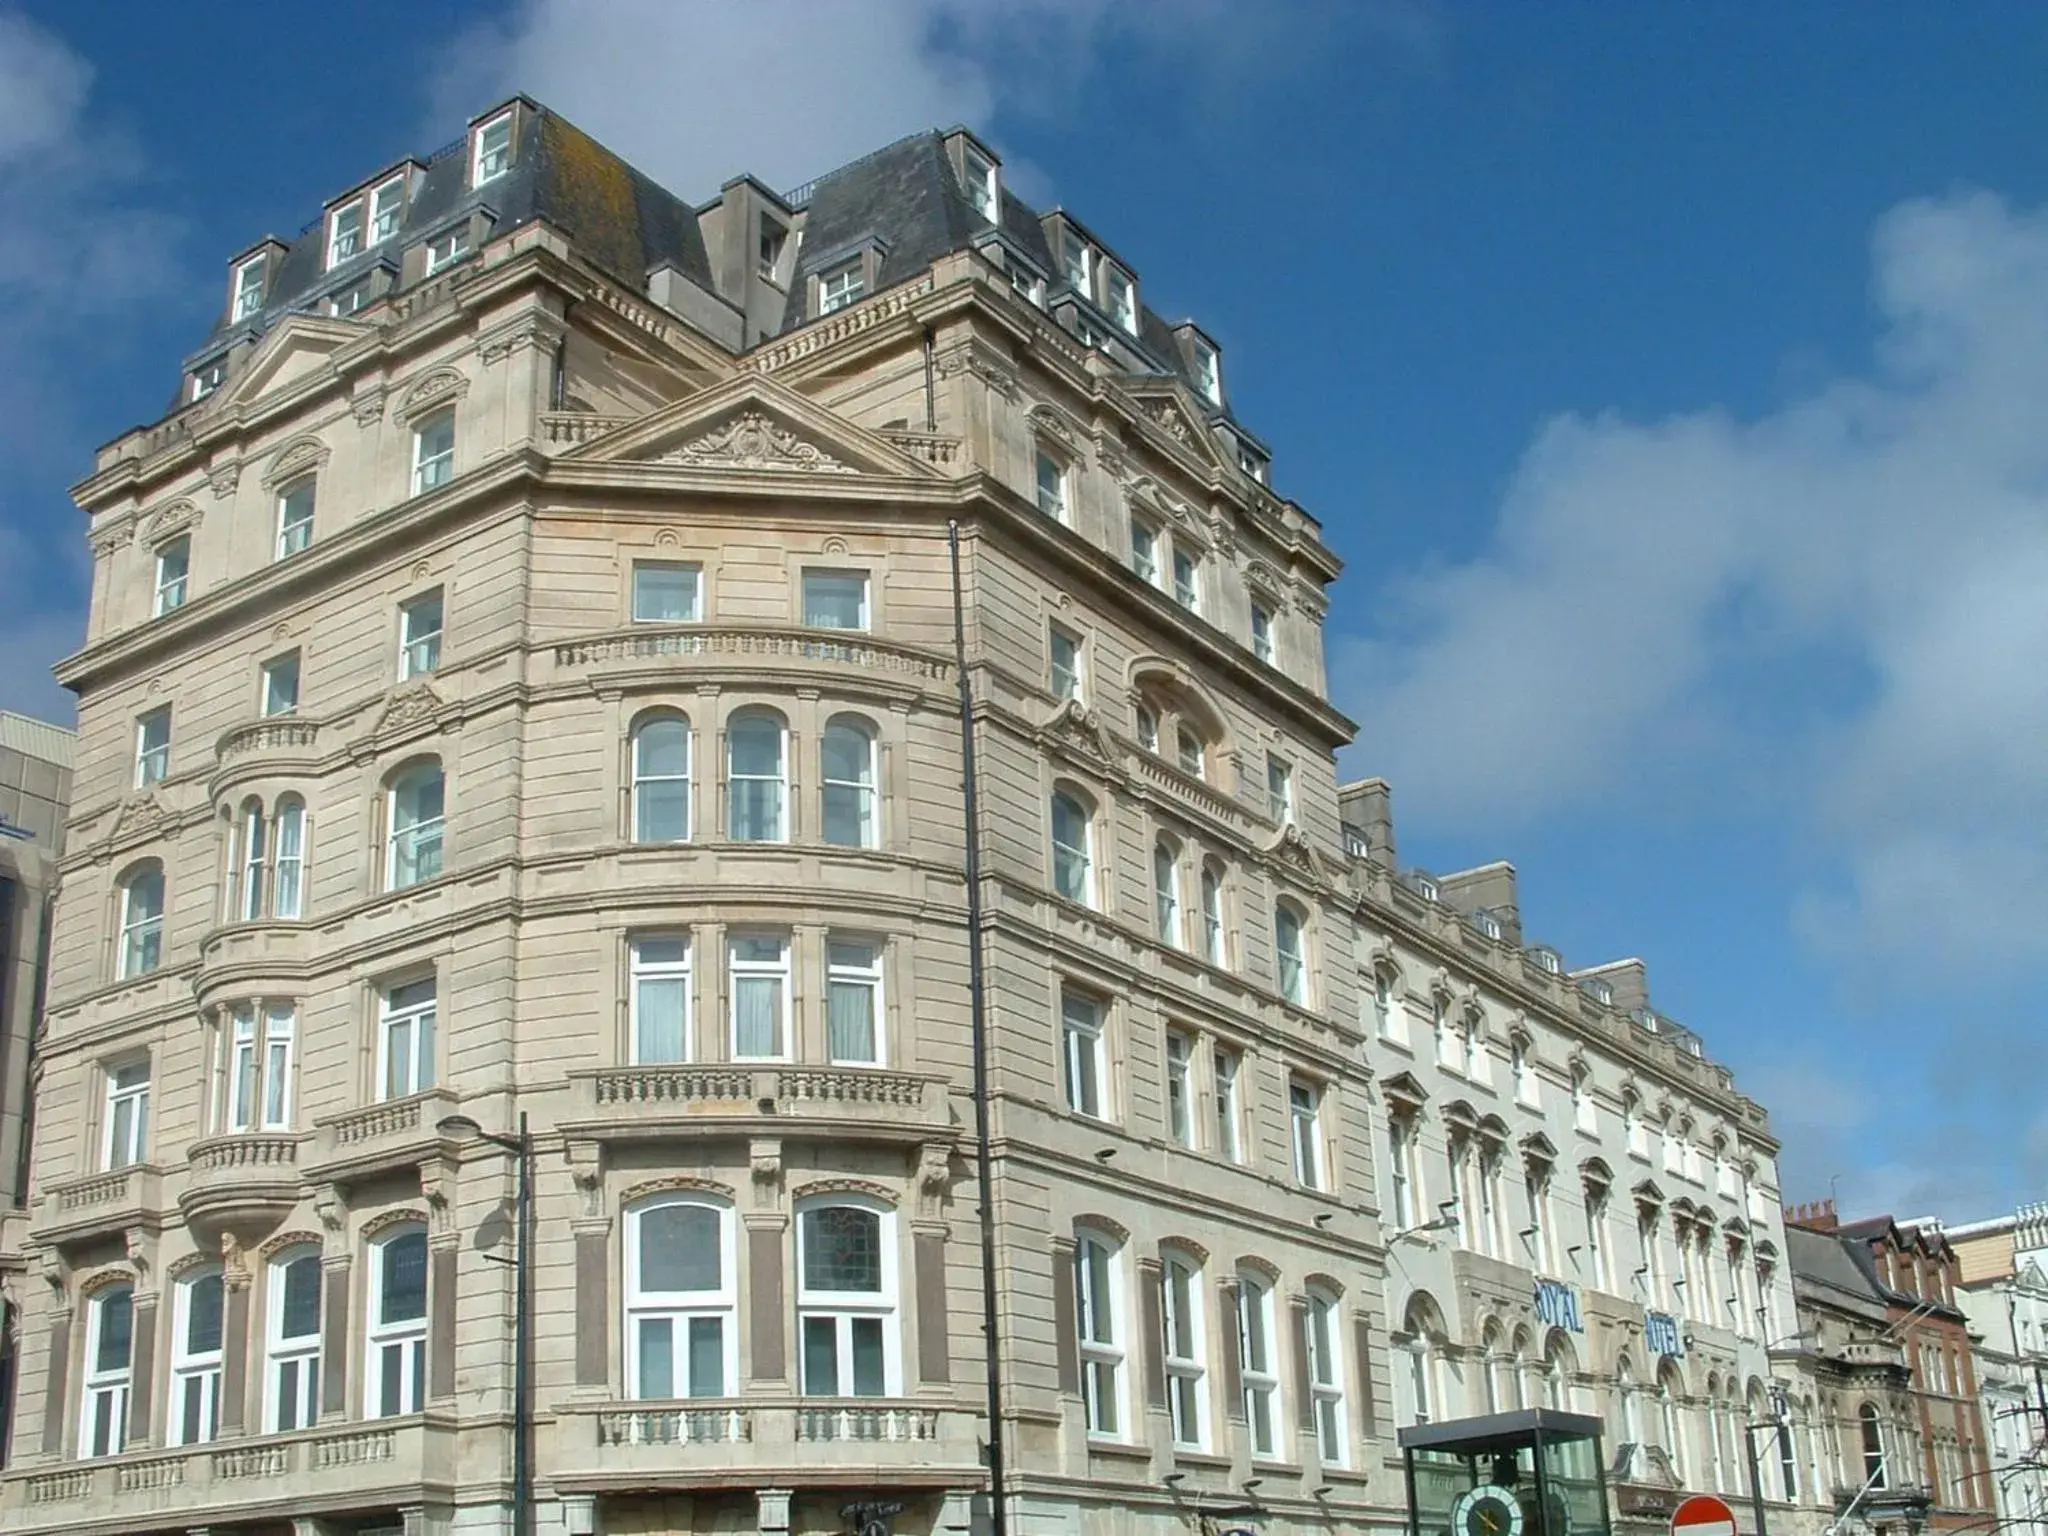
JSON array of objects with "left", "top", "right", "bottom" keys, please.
[
  {"left": 625, "top": 1196, "right": 735, "bottom": 1399},
  {"left": 1387, "top": 1115, "right": 1416, "bottom": 1228},
  {"left": 472, "top": 112, "right": 513, "bottom": 186},
  {"left": 820, "top": 715, "right": 878, "bottom": 849},
  {"left": 118, "top": 866, "right": 164, "bottom": 979},
  {"left": 631, "top": 560, "right": 702, "bottom": 624},
  {"left": 1164, "top": 1029, "right": 1195, "bottom": 1148},
  {"left": 1267, "top": 755, "right": 1295, "bottom": 825},
  {"left": 1585, "top": 1187, "right": 1611, "bottom": 1290},
  {"left": 1034, "top": 447, "right": 1069, "bottom": 523},
  {"left": 79, "top": 1284, "right": 134, "bottom": 1458},
  {"left": 1290, "top": 1078, "right": 1325, "bottom": 1190},
  {"left": 168, "top": 1267, "right": 225, "bottom": 1447},
  {"left": 1176, "top": 726, "right": 1206, "bottom": 781},
  {"left": 1105, "top": 267, "right": 1137, "bottom": 334},
  {"left": 1276, "top": 903, "right": 1309, "bottom": 1006},
  {"left": 1135, "top": 703, "right": 1159, "bottom": 753},
  {"left": 728, "top": 932, "right": 791, "bottom": 1062},
  {"left": 368, "top": 174, "right": 406, "bottom": 242},
  {"left": 412, "top": 408, "right": 455, "bottom": 494},
  {"left": 1213, "top": 1045, "right": 1243, "bottom": 1163},
  {"left": 231, "top": 254, "right": 267, "bottom": 321},
  {"left": 1237, "top": 1273, "right": 1283, "bottom": 1459},
  {"left": 632, "top": 715, "right": 693, "bottom": 844},
  {"left": 273, "top": 797, "right": 307, "bottom": 921},
  {"left": 963, "top": 144, "right": 998, "bottom": 220},
  {"left": 1074, "top": 1233, "right": 1125, "bottom": 1437},
  {"left": 366, "top": 1227, "right": 428, "bottom": 1418},
  {"left": 802, "top": 568, "right": 870, "bottom": 631},
  {"left": 424, "top": 227, "right": 469, "bottom": 275},
  {"left": 818, "top": 258, "right": 864, "bottom": 314},
  {"left": 1251, "top": 602, "right": 1275, "bottom": 663},
  {"left": 1061, "top": 988, "right": 1106, "bottom": 1120},
  {"left": 1192, "top": 339, "right": 1221, "bottom": 405},
  {"left": 220, "top": 1002, "right": 295, "bottom": 1132},
  {"left": 399, "top": 589, "right": 444, "bottom": 679},
  {"left": 1307, "top": 1290, "right": 1348, "bottom": 1466},
  {"left": 1153, "top": 840, "right": 1182, "bottom": 948},
  {"left": 1050, "top": 790, "right": 1093, "bottom": 905},
  {"left": 825, "top": 939, "right": 884, "bottom": 1066},
  {"left": 1200, "top": 865, "right": 1227, "bottom": 967},
  {"left": 154, "top": 536, "right": 190, "bottom": 615},
  {"left": 726, "top": 711, "right": 788, "bottom": 843},
  {"left": 136, "top": 707, "right": 171, "bottom": 789},
  {"left": 1162, "top": 1253, "right": 1208, "bottom": 1448},
  {"left": 265, "top": 1246, "right": 322, "bottom": 1433},
  {"left": 378, "top": 979, "right": 437, "bottom": 1101},
  {"left": 1061, "top": 229, "right": 1092, "bottom": 293},
  {"left": 190, "top": 358, "right": 227, "bottom": 401},
  {"left": 1172, "top": 549, "right": 1201, "bottom": 613},
  {"left": 326, "top": 198, "right": 363, "bottom": 269},
  {"left": 1129, "top": 517, "right": 1159, "bottom": 585},
  {"left": 261, "top": 652, "right": 300, "bottom": 718},
  {"left": 1049, "top": 624, "right": 1083, "bottom": 703},
  {"left": 103, "top": 1060, "right": 149, "bottom": 1170},
  {"left": 386, "top": 762, "right": 446, "bottom": 890},
  {"left": 796, "top": 1198, "right": 900, "bottom": 1398},
  {"left": 630, "top": 935, "right": 692, "bottom": 1064}
]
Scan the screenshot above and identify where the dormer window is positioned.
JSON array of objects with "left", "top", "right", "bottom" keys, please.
[
  {"left": 231, "top": 256, "right": 267, "bottom": 322},
  {"left": 963, "top": 144, "right": 999, "bottom": 221},
  {"left": 758, "top": 216, "right": 787, "bottom": 280},
  {"left": 190, "top": 358, "right": 227, "bottom": 402},
  {"left": 424, "top": 228, "right": 469, "bottom": 275},
  {"left": 1582, "top": 978, "right": 1614, "bottom": 1006},
  {"left": 326, "top": 199, "right": 363, "bottom": 269},
  {"left": 1238, "top": 446, "right": 1269, "bottom": 485},
  {"left": 327, "top": 283, "right": 371, "bottom": 319},
  {"left": 1192, "top": 340, "right": 1221, "bottom": 405},
  {"left": 819, "top": 258, "right": 864, "bottom": 315},
  {"left": 473, "top": 113, "right": 513, "bottom": 186},
  {"left": 1009, "top": 263, "right": 1044, "bottom": 309},
  {"left": 1105, "top": 269, "right": 1137, "bottom": 334},
  {"left": 369, "top": 175, "right": 406, "bottom": 242},
  {"left": 1061, "top": 229, "right": 1091, "bottom": 293}
]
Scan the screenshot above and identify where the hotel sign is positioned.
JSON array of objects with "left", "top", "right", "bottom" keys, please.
[
  {"left": 1534, "top": 1278, "right": 1584, "bottom": 1332},
  {"left": 1645, "top": 1311, "right": 1685, "bottom": 1358}
]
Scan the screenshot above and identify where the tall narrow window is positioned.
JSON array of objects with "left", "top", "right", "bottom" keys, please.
[
  {"left": 826, "top": 941, "right": 883, "bottom": 1065},
  {"left": 473, "top": 113, "right": 513, "bottom": 184},
  {"left": 1162, "top": 1254, "right": 1207, "bottom": 1448},
  {"left": 1200, "top": 864, "right": 1226, "bottom": 966},
  {"left": 103, "top": 1061, "right": 150, "bottom": 1170},
  {"left": 232, "top": 255, "right": 267, "bottom": 320},
  {"left": 368, "top": 175, "right": 406, "bottom": 242},
  {"left": 1585, "top": 1186, "right": 1610, "bottom": 1290},
  {"left": 276, "top": 479, "right": 316, "bottom": 558},
  {"left": 1105, "top": 268, "right": 1136, "bottom": 333},
  {"left": 1859, "top": 1403, "right": 1886, "bottom": 1487},
  {"left": 631, "top": 561, "right": 701, "bottom": 624},
  {"left": 261, "top": 652, "right": 300, "bottom": 717},
  {"left": 1173, "top": 550, "right": 1201, "bottom": 613},
  {"left": 1574, "top": 1068, "right": 1598, "bottom": 1133},
  {"left": 1035, "top": 449, "right": 1068, "bottom": 522},
  {"left": 220, "top": 1003, "right": 295, "bottom": 1132},
  {"left": 1387, "top": 1116, "right": 1416, "bottom": 1228},
  {"left": 266, "top": 1247, "right": 322, "bottom": 1432},
  {"left": 1267, "top": 755, "right": 1294, "bottom": 825},
  {"left": 1307, "top": 1290, "right": 1347, "bottom": 1465},
  {"left": 1074, "top": 1235, "right": 1124, "bottom": 1436},
  {"left": 387, "top": 762, "right": 445, "bottom": 889},
  {"left": 630, "top": 936, "right": 691, "bottom": 1064},
  {"left": 1214, "top": 1046, "right": 1242, "bottom": 1163},
  {"left": 119, "top": 865, "right": 165, "bottom": 978},
  {"left": 1130, "top": 520, "right": 1159, "bottom": 584},
  {"left": 1050, "top": 790, "right": 1093, "bottom": 905},
  {"left": 1176, "top": 727, "right": 1206, "bottom": 780},
  {"left": 272, "top": 797, "right": 306, "bottom": 920},
  {"left": 626, "top": 1198, "right": 733, "bottom": 1398},
  {"left": 729, "top": 934, "right": 790, "bottom": 1060},
  {"left": 169, "top": 1267, "right": 225, "bottom": 1446},
  {"left": 136, "top": 707, "right": 172, "bottom": 788},
  {"left": 1290, "top": 1079, "right": 1324, "bottom": 1190},
  {"left": 1134, "top": 703, "right": 1159, "bottom": 753},
  {"left": 326, "top": 200, "right": 363, "bottom": 268},
  {"left": 726, "top": 711, "right": 787, "bottom": 842},
  {"left": 1251, "top": 602, "right": 1275, "bottom": 663},
  {"left": 379, "top": 979, "right": 437, "bottom": 1100},
  {"left": 81, "top": 1285, "right": 135, "bottom": 1457},
  {"left": 1374, "top": 971, "right": 1399, "bottom": 1041},
  {"left": 798, "top": 1201, "right": 897, "bottom": 1397},
  {"left": 632, "top": 716, "right": 692, "bottom": 843},
  {"left": 1153, "top": 841, "right": 1182, "bottom": 947},
  {"left": 1164, "top": 1030, "right": 1194, "bottom": 1148},
  {"left": 239, "top": 799, "right": 267, "bottom": 922},
  {"left": 154, "top": 537, "right": 190, "bottom": 615},
  {"left": 1275, "top": 903, "right": 1308, "bottom": 1006},
  {"left": 412, "top": 409, "right": 455, "bottom": 494},
  {"left": 400, "top": 589, "right": 444, "bottom": 678},
  {"left": 1049, "top": 626, "right": 1083, "bottom": 702},
  {"left": 1237, "top": 1274, "right": 1281, "bottom": 1458},
  {"left": 802, "top": 570, "right": 869, "bottom": 631},
  {"left": 821, "top": 717, "right": 877, "bottom": 848},
  {"left": 1192, "top": 340, "right": 1221, "bottom": 404},
  {"left": 1061, "top": 988, "right": 1105, "bottom": 1120},
  {"left": 368, "top": 1228, "right": 428, "bottom": 1418}
]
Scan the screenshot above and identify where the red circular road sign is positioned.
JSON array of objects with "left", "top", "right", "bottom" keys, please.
[{"left": 1670, "top": 1495, "right": 1738, "bottom": 1536}]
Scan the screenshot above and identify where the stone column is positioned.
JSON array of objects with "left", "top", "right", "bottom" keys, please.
[
  {"left": 1218, "top": 1278, "right": 1244, "bottom": 1424},
  {"left": 1290, "top": 1294, "right": 1314, "bottom": 1439},
  {"left": 1353, "top": 1311, "right": 1377, "bottom": 1439},
  {"left": 219, "top": 1268, "right": 252, "bottom": 1437},
  {"left": 746, "top": 1216, "right": 788, "bottom": 1387},
  {"left": 428, "top": 1235, "right": 458, "bottom": 1402},
  {"left": 320, "top": 1254, "right": 351, "bottom": 1420},
  {"left": 572, "top": 1217, "right": 612, "bottom": 1390},
  {"left": 913, "top": 1226, "right": 951, "bottom": 1385},
  {"left": 127, "top": 1292, "right": 158, "bottom": 1448},
  {"left": 1136, "top": 1256, "right": 1166, "bottom": 1413},
  {"left": 39, "top": 1309, "right": 71, "bottom": 1456},
  {"left": 1050, "top": 1237, "right": 1079, "bottom": 1396}
]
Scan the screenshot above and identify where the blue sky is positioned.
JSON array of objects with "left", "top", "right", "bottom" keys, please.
[{"left": 4, "top": 1, "right": 2044, "bottom": 1218}]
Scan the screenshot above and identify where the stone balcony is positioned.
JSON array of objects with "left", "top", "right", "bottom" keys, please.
[
  {"left": 31, "top": 1164, "right": 166, "bottom": 1249},
  {"left": 212, "top": 719, "right": 321, "bottom": 778},
  {"left": 178, "top": 1133, "right": 302, "bottom": 1234},
  {"left": 303, "top": 1089, "right": 459, "bottom": 1189},
  {"left": 561, "top": 1065, "right": 954, "bottom": 1147},
  {"left": 2, "top": 1416, "right": 455, "bottom": 1535},
  {"left": 551, "top": 1399, "right": 980, "bottom": 1494}
]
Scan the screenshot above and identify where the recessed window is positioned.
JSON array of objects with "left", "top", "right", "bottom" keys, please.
[
  {"left": 1050, "top": 789, "right": 1093, "bottom": 905},
  {"left": 1035, "top": 449, "right": 1068, "bottom": 523},
  {"left": 798, "top": 1201, "right": 898, "bottom": 1397},
  {"left": 117, "top": 867, "right": 164, "bottom": 980},
  {"left": 826, "top": 940, "right": 883, "bottom": 1065},
  {"left": 1239, "top": 445, "right": 1268, "bottom": 485},
  {"left": 1074, "top": 1232, "right": 1124, "bottom": 1436},
  {"left": 1172, "top": 550, "right": 1201, "bottom": 613},
  {"left": 1200, "top": 865, "right": 1226, "bottom": 968},
  {"left": 424, "top": 228, "right": 469, "bottom": 275},
  {"left": 963, "top": 144, "right": 998, "bottom": 220},
  {"left": 473, "top": 113, "right": 513, "bottom": 186},
  {"left": 326, "top": 199, "right": 363, "bottom": 269},
  {"left": 1251, "top": 602, "right": 1275, "bottom": 664},
  {"left": 758, "top": 216, "right": 787, "bottom": 279},
  {"left": 820, "top": 716, "right": 878, "bottom": 848},
  {"left": 1162, "top": 1253, "right": 1208, "bottom": 1448},
  {"left": 1153, "top": 840, "right": 1182, "bottom": 948},
  {"left": 81, "top": 1284, "right": 135, "bottom": 1457},
  {"left": 387, "top": 762, "right": 446, "bottom": 890},
  {"left": 1175, "top": 727, "right": 1205, "bottom": 780},
  {"left": 1308, "top": 1291, "right": 1347, "bottom": 1465},
  {"left": 327, "top": 283, "right": 372, "bottom": 319},
  {"left": 1061, "top": 229, "right": 1091, "bottom": 293},
  {"left": 190, "top": 358, "right": 227, "bottom": 402},
  {"left": 1236, "top": 1273, "right": 1281, "bottom": 1457},
  {"left": 370, "top": 175, "right": 406, "bottom": 242},
  {"left": 630, "top": 935, "right": 691, "bottom": 1063},
  {"left": 632, "top": 716, "right": 692, "bottom": 844},
  {"left": 400, "top": 588, "right": 444, "bottom": 679},
  {"left": 818, "top": 258, "right": 864, "bottom": 315},
  {"left": 802, "top": 569, "right": 869, "bottom": 631},
  {"left": 1061, "top": 988, "right": 1105, "bottom": 1120},
  {"left": 378, "top": 979, "right": 437, "bottom": 1100},
  {"left": 1164, "top": 1031, "right": 1194, "bottom": 1149},
  {"left": 136, "top": 707, "right": 171, "bottom": 789},
  {"left": 1290, "top": 1079, "right": 1324, "bottom": 1189},
  {"left": 1049, "top": 625, "right": 1083, "bottom": 703},
  {"left": 1129, "top": 519, "right": 1159, "bottom": 585},
  {"left": 275, "top": 479, "right": 315, "bottom": 559},
  {"left": 1104, "top": 268, "right": 1136, "bottom": 334},
  {"left": 103, "top": 1059, "right": 150, "bottom": 1169},
  {"left": 265, "top": 1248, "right": 322, "bottom": 1433},
  {"left": 1134, "top": 704, "right": 1159, "bottom": 753},
  {"left": 367, "top": 1227, "right": 428, "bottom": 1417},
  {"left": 626, "top": 1197, "right": 734, "bottom": 1400},
  {"left": 1008, "top": 263, "right": 1045, "bottom": 308},
  {"left": 154, "top": 538, "right": 190, "bottom": 616},
  {"left": 1267, "top": 755, "right": 1295, "bottom": 825},
  {"left": 727, "top": 711, "right": 788, "bottom": 842},
  {"left": 1276, "top": 903, "right": 1309, "bottom": 1006},
  {"left": 231, "top": 255, "right": 267, "bottom": 321},
  {"left": 260, "top": 652, "right": 300, "bottom": 718},
  {"left": 632, "top": 561, "right": 702, "bottom": 623},
  {"left": 218, "top": 1003, "right": 295, "bottom": 1133},
  {"left": 729, "top": 933, "right": 791, "bottom": 1060},
  {"left": 412, "top": 409, "right": 455, "bottom": 494},
  {"left": 1213, "top": 1045, "right": 1242, "bottom": 1162},
  {"left": 1192, "top": 340, "right": 1221, "bottom": 405}
]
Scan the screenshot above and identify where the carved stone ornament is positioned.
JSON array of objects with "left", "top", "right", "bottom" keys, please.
[
  {"left": 218, "top": 1231, "right": 250, "bottom": 1288},
  {"left": 208, "top": 460, "right": 242, "bottom": 501},
  {"left": 123, "top": 1227, "right": 155, "bottom": 1290},
  {"left": 350, "top": 385, "right": 388, "bottom": 427},
  {"left": 374, "top": 681, "right": 444, "bottom": 736},
  {"left": 565, "top": 1139, "right": 604, "bottom": 1219},
  {"left": 312, "top": 1184, "right": 346, "bottom": 1233},
  {"left": 934, "top": 342, "right": 1019, "bottom": 400},
  {"left": 1043, "top": 697, "right": 1117, "bottom": 769},
  {"left": 395, "top": 366, "right": 470, "bottom": 422},
  {"left": 915, "top": 1143, "right": 952, "bottom": 1218},
  {"left": 1141, "top": 396, "right": 1194, "bottom": 445},
  {"left": 658, "top": 411, "right": 852, "bottom": 475},
  {"left": 1027, "top": 403, "right": 1081, "bottom": 451},
  {"left": 111, "top": 793, "right": 172, "bottom": 841},
  {"left": 142, "top": 498, "right": 203, "bottom": 546},
  {"left": 750, "top": 1137, "right": 783, "bottom": 1200},
  {"left": 262, "top": 435, "right": 331, "bottom": 492},
  {"left": 90, "top": 518, "right": 138, "bottom": 559}
]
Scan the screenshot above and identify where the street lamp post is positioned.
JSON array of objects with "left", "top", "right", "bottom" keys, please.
[{"left": 439, "top": 1112, "right": 533, "bottom": 1536}]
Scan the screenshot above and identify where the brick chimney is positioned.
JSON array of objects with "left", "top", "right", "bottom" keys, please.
[{"left": 1785, "top": 1198, "right": 1839, "bottom": 1232}]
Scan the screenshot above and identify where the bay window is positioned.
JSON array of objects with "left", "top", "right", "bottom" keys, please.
[
  {"left": 632, "top": 715, "right": 693, "bottom": 843},
  {"left": 626, "top": 1198, "right": 734, "bottom": 1398},
  {"left": 726, "top": 710, "right": 787, "bottom": 842},
  {"left": 729, "top": 933, "right": 790, "bottom": 1060},
  {"left": 826, "top": 940, "right": 883, "bottom": 1065},
  {"left": 630, "top": 935, "right": 691, "bottom": 1064},
  {"left": 797, "top": 1200, "right": 897, "bottom": 1397},
  {"left": 820, "top": 716, "right": 876, "bottom": 847}
]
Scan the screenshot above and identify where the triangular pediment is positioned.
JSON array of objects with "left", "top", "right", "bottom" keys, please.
[
  {"left": 565, "top": 374, "right": 942, "bottom": 480},
  {"left": 1124, "top": 383, "right": 1229, "bottom": 473},
  {"left": 215, "top": 316, "right": 361, "bottom": 411}
]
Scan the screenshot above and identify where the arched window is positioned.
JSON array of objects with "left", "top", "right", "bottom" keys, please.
[
  {"left": 1307, "top": 1288, "right": 1346, "bottom": 1466},
  {"left": 1199, "top": 862, "right": 1226, "bottom": 966},
  {"left": 1161, "top": 1251, "right": 1207, "bottom": 1449},
  {"left": 1510, "top": 1326, "right": 1532, "bottom": 1410},
  {"left": 1073, "top": 1232, "right": 1125, "bottom": 1436},
  {"left": 1175, "top": 725, "right": 1206, "bottom": 781},
  {"left": 1050, "top": 789, "right": 1093, "bottom": 906},
  {"left": 1617, "top": 1354, "right": 1642, "bottom": 1444},
  {"left": 626, "top": 1197, "right": 734, "bottom": 1399},
  {"left": 387, "top": 761, "right": 445, "bottom": 890},
  {"left": 1237, "top": 1270, "right": 1282, "bottom": 1457},
  {"left": 1624, "top": 1091, "right": 1646, "bottom": 1157},
  {"left": 239, "top": 797, "right": 267, "bottom": 921},
  {"left": 797, "top": 1200, "right": 897, "bottom": 1398},
  {"left": 367, "top": 1226, "right": 428, "bottom": 1417},
  {"left": 265, "top": 1245, "right": 322, "bottom": 1432},
  {"left": 1482, "top": 1321, "right": 1506, "bottom": 1412},
  {"left": 1657, "top": 1362, "right": 1685, "bottom": 1473},
  {"left": 1401, "top": 1297, "right": 1442, "bottom": 1426},
  {"left": 1572, "top": 1063, "right": 1596, "bottom": 1132},
  {"left": 118, "top": 865, "right": 165, "bottom": 979},
  {"left": 1544, "top": 1330, "right": 1576, "bottom": 1410},
  {"left": 169, "top": 1266, "right": 225, "bottom": 1446},
  {"left": 631, "top": 715, "right": 692, "bottom": 843},
  {"left": 80, "top": 1283, "right": 135, "bottom": 1457},
  {"left": 726, "top": 710, "right": 787, "bottom": 842},
  {"left": 1860, "top": 1402, "right": 1886, "bottom": 1486},
  {"left": 1152, "top": 839, "right": 1181, "bottom": 947},
  {"left": 821, "top": 716, "right": 878, "bottom": 848},
  {"left": 273, "top": 796, "right": 306, "bottom": 918},
  {"left": 1275, "top": 901, "right": 1308, "bottom": 1006}
]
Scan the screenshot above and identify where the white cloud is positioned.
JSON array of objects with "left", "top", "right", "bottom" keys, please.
[{"left": 1338, "top": 190, "right": 2048, "bottom": 980}]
